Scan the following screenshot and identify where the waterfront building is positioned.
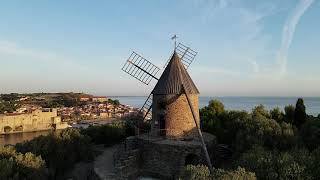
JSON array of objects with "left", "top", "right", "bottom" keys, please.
[
  {"left": 92, "top": 96, "right": 108, "bottom": 102},
  {"left": 99, "top": 112, "right": 112, "bottom": 118},
  {"left": 79, "top": 97, "right": 90, "bottom": 102},
  {"left": 0, "top": 108, "right": 69, "bottom": 134}
]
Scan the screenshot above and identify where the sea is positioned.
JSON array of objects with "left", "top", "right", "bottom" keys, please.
[
  {"left": 1, "top": 96, "right": 319, "bottom": 146},
  {"left": 111, "top": 96, "right": 320, "bottom": 117}
]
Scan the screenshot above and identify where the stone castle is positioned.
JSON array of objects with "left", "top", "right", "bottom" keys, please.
[{"left": 0, "top": 108, "right": 69, "bottom": 134}]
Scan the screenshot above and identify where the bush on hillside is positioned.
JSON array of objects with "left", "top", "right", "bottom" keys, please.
[
  {"left": 201, "top": 100, "right": 297, "bottom": 153},
  {"left": 122, "top": 113, "right": 151, "bottom": 136},
  {"left": 310, "top": 148, "right": 320, "bottom": 179},
  {"left": 284, "top": 105, "right": 295, "bottom": 124},
  {"left": 212, "top": 167, "right": 256, "bottom": 180},
  {"left": 200, "top": 100, "right": 249, "bottom": 145},
  {"left": 270, "top": 107, "right": 284, "bottom": 123},
  {"left": 80, "top": 124, "right": 126, "bottom": 145},
  {"left": 300, "top": 118, "right": 320, "bottom": 151},
  {"left": 15, "top": 128, "right": 94, "bottom": 179},
  {"left": 199, "top": 99, "right": 320, "bottom": 179},
  {"left": 0, "top": 146, "right": 47, "bottom": 180},
  {"left": 181, "top": 165, "right": 256, "bottom": 180},
  {"left": 253, "top": 104, "right": 270, "bottom": 118},
  {"left": 235, "top": 146, "right": 319, "bottom": 180},
  {"left": 181, "top": 165, "right": 211, "bottom": 180},
  {"left": 234, "top": 112, "right": 297, "bottom": 153}
]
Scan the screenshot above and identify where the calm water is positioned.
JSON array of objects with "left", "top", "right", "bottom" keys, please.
[
  {"left": 111, "top": 96, "right": 320, "bottom": 116},
  {"left": 0, "top": 130, "right": 54, "bottom": 146}
]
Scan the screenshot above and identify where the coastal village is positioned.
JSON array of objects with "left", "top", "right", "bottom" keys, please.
[
  {"left": 0, "top": 93, "right": 139, "bottom": 134},
  {"left": 58, "top": 95, "right": 139, "bottom": 121}
]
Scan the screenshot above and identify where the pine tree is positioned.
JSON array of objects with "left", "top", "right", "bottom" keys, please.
[{"left": 294, "top": 98, "right": 307, "bottom": 128}]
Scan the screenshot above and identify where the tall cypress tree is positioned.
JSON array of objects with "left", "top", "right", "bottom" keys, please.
[{"left": 294, "top": 98, "right": 307, "bottom": 128}]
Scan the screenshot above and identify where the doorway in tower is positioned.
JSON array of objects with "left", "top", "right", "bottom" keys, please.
[
  {"left": 159, "top": 102, "right": 166, "bottom": 136},
  {"left": 159, "top": 114, "right": 166, "bottom": 136},
  {"left": 185, "top": 153, "right": 200, "bottom": 166}
]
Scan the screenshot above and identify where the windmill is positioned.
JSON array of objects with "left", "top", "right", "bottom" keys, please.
[
  {"left": 121, "top": 36, "right": 213, "bottom": 172},
  {"left": 121, "top": 38, "right": 197, "bottom": 121}
]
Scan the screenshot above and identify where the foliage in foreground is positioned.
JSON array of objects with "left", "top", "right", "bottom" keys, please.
[
  {"left": 15, "top": 128, "right": 95, "bottom": 179},
  {"left": 80, "top": 113, "right": 149, "bottom": 146},
  {"left": 0, "top": 146, "right": 47, "bottom": 180},
  {"left": 80, "top": 124, "right": 126, "bottom": 145},
  {"left": 1, "top": 117, "right": 145, "bottom": 179},
  {"left": 235, "top": 146, "right": 320, "bottom": 180},
  {"left": 200, "top": 98, "right": 320, "bottom": 180},
  {"left": 181, "top": 165, "right": 256, "bottom": 180}
]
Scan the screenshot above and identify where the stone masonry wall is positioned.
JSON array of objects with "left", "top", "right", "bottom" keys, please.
[
  {"left": 152, "top": 94, "right": 200, "bottom": 138},
  {"left": 113, "top": 137, "right": 141, "bottom": 179},
  {"left": 113, "top": 134, "right": 217, "bottom": 179},
  {"left": 0, "top": 109, "right": 65, "bottom": 134},
  {"left": 114, "top": 149, "right": 140, "bottom": 179},
  {"left": 138, "top": 138, "right": 214, "bottom": 179}
]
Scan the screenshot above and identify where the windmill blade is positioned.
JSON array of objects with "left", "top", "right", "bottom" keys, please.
[
  {"left": 122, "top": 51, "right": 160, "bottom": 85},
  {"left": 164, "top": 42, "right": 198, "bottom": 69},
  {"left": 139, "top": 93, "right": 153, "bottom": 121},
  {"left": 176, "top": 42, "right": 198, "bottom": 69}
]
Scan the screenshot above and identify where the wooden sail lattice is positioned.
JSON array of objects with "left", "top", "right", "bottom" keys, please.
[
  {"left": 164, "top": 42, "right": 198, "bottom": 69},
  {"left": 122, "top": 51, "right": 160, "bottom": 85},
  {"left": 122, "top": 41, "right": 197, "bottom": 122},
  {"left": 140, "top": 93, "right": 153, "bottom": 121}
]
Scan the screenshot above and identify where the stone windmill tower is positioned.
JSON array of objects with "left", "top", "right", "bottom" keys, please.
[
  {"left": 120, "top": 38, "right": 214, "bottom": 178},
  {"left": 151, "top": 51, "right": 200, "bottom": 138}
]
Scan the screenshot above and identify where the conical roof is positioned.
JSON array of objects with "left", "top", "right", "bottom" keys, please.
[{"left": 152, "top": 51, "right": 199, "bottom": 95}]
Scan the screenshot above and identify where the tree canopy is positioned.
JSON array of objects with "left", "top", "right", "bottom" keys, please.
[
  {"left": 294, "top": 98, "right": 307, "bottom": 128},
  {"left": 199, "top": 98, "right": 320, "bottom": 179}
]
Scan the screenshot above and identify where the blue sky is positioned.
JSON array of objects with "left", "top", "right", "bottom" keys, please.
[{"left": 0, "top": 0, "right": 319, "bottom": 96}]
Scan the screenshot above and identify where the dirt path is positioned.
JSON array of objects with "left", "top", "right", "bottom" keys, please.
[
  {"left": 94, "top": 144, "right": 120, "bottom": 180},
  {"left": 93, "top": 144, "right": 160, "bottom": 180}
]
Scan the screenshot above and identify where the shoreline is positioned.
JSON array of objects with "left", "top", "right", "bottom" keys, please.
[{"left": 0, "top": 127, "right": 65, "bottom": 135}]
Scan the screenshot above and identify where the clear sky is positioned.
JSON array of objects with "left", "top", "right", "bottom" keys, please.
[{"left": 0, "top": 0, "right": 319, "bottom": 96}]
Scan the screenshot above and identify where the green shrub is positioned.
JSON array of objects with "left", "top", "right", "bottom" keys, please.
[
  {"left": 199, "top": 99, "right": 320, "bottom": 179},
  {"left": 80, "top": 124, "right": 126, "bottom": 145},
  {"left": 181, "top": 165, "right": 256, "bottom": 180},
  {"left": 201, "top": 100, "right": 297, "bottom": 153},
  {"left": 200, "top": 100, "right": 249, "bottom": 145},
  {"left": 300, "top": 118, "right": 320, "bottom": 150},
  {"left": 253, "top": 104, "right": 270, "bottom": 118},
  {"left": 0, "top": 146, "right": 47, "bottom": 180},
  {"left": 200, "top": 100, "right": 226, "bottom": 137},
  {"left": 182, "top": 165, "right": 211, "bottom": 180},
  {"left": 235, "top": 146, "right": 277, "bottom": 179},
  {"left": 122, "top": 113, "right": 151, "bottom": 136},
  {"left": 270, "top": 107, "right": 284, "bottom": 122},
  {"left": 236, "top": 146, "right": 313, "bottom": 180},
  {"left": 234, "top": 114, "right": 296, "bottom": 153},
  {"left": 284, "top": 105, "right": 295, "bottom": 124},
  {"left": 310, "top": 148, "right": 320, "bottom": 179},
  {"left": 15, "top": 128, "right": 94, "bottom": 179},
  {"left": 0, "top": 158, "right": 14, "bottom": 179},
  {"left": 212, "top": 167, "right": 256, "bottom": 180}
]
